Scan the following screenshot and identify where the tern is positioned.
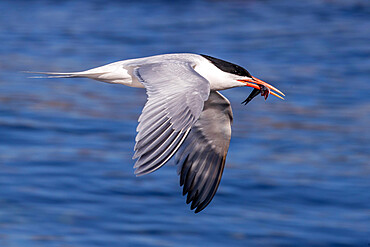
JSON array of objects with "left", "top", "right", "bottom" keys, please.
[{"left": 29, "top": 53, "right": 284, "bottom": 213}]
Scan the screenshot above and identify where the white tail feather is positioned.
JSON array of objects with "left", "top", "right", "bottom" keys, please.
[
  {"left": 23, "top": 72, "right": 76, "bottom": 79},
  {"left": 24, "top": 60, "right": 135, "bottom": 86},
  {"left": 23, "top": 71, "right": 100, "bottom": 79}
]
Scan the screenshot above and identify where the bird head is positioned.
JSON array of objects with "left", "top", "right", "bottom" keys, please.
[
  {"left": 237, "top": 76, "right": 285, "bottom": 105},
  {"left": 200, "top": 54, "right": 284, "bottom": 105}
]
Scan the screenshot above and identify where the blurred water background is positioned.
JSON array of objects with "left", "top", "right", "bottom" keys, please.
[{"left": 0, "top": 0, "right": 369, "bottom": 246}]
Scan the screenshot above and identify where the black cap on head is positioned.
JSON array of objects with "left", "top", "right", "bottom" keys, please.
[{"left": 200, "top": 54, "right": 252, "bottom": 78}]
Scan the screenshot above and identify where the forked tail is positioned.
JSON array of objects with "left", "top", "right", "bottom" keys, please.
[
  {"left": 24, "top": 60, "right": 132, "bottom": 85},
  {"left": 23, "top": 71, "right": 103, "bottom": 79}
]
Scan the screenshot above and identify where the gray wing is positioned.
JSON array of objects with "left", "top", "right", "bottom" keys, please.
[
  {"left": 175, "top": 91, "right": 233, "bottom": 213},
  {"left": 133, "top": 61, "right": 210, "bottom": 176}
]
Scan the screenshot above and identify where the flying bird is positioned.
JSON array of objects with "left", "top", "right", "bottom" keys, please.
[{"left": 29, "top": 53, "right": 284, "bottom": 213}]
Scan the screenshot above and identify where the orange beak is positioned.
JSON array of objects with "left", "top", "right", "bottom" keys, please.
[{"left": 238, "top": 76, "right": 285, "bottom": 100}]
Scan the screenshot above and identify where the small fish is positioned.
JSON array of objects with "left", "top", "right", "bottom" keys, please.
[{"left": 241, "top": 85, "right": 270, "bottom": 105}]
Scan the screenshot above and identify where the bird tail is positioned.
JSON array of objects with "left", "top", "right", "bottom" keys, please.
[
  {"left": 23, "top": 70, "right": 105, "bottom": 79},
  {"left": 23, "top": 60, "right": 131, "bottom": 85}
]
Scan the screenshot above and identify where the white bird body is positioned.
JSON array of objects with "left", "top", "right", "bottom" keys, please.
[
  {"left": 51, "top": 53, "right": 246, "bottom": 90},
  {"left": 29, "top": 53, "right": 284, "bottom": 213}
]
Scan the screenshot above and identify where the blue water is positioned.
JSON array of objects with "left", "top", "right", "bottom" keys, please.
[{"left": 0, "top": 0, "right": 369, "bottom": 246}]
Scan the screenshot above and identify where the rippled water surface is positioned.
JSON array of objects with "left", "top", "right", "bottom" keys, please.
[{"left": 0, "top": 0, "right": 369, "bottom": 246}]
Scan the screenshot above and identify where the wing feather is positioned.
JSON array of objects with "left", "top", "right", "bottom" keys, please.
[
  {"left": 133, "top": 61, "right": 210, "bottom": 176},
  {"left": 175, "top": 91, "right": 233, "bottom": 213}
]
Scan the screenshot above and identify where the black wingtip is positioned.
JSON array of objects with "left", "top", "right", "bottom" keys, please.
[
  {"left": 194, "top": 208, "right": 202, "bottom": 214},
  {"left": 194, "top": 203, "right": 207, "bottom": 213}
]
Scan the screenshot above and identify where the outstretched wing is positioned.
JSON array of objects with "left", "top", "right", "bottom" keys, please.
[
  {"left": 175, "top": 91, "right": 233, "bottom": 213},
  {"left": 133, "top": 61, "right": 210, "bottom": 176}
]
